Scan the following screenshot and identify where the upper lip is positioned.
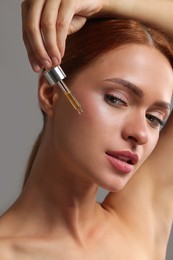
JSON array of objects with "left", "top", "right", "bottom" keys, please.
[{"left": 106, "top": 151, "right": 139, "bottom": 165}]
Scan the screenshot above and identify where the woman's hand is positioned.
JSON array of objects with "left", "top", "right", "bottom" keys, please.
[
  {"left": 21, "top": 0, "right": 173, "bottom": 73},
  {"left": 21, "top": 0, "right": 105, "bottom": 72}
]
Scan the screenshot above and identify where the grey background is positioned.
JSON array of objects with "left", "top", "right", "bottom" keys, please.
[{"left": 0, "top": 1, "right": 172, "bottom": 259}]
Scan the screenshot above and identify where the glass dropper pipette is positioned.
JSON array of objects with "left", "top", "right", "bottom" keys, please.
[{"left": 44, "top": 66, "right": 83, "bottom": 114}]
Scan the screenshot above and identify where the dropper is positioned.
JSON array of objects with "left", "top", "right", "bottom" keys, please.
[{"left": 44, "top": 66, "right": 83, "bottom": 114}]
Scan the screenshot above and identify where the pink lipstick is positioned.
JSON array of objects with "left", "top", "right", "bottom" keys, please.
[{"left": 105, "top": 151, "right": 139, "bottom": 174}]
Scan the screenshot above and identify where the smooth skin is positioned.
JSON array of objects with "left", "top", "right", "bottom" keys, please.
[
  {"left": 21, "top": 0, "right": 173, "bottom": 72},
  {"left": 0, "top": 44, "right": 172, "bottom": 259},
  {"left": 0, "top": 0, "right": 172, "bottom": 259}
]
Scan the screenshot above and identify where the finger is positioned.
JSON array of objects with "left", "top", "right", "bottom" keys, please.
[
  {"left": 56, "top": 0, "right": 76, "bottom": 57},
  {"left": 22, "top": 1, "right": 42, "bottom": 72},
  {"left": 23, "top": 0, "right": 52, "bottom": 69},
  {"left": 41, "top": 0, "right": 62, "bottom": 66},
  {"left": 68, "top": 15, "right": 87, "bottom": 35},
  {"left": 23, "top": 30, "right": 42, "bottom": 72}
]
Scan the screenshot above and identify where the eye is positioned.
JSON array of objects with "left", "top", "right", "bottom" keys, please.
[
  {"left": 146, "top": 114, "right": 165, "bottom": 128},
  {"left": 104, "top": 94, "right": 127, "bottom": 107}
]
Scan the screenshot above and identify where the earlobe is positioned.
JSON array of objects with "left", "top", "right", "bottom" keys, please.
[{"left": 38, "top": 73, "right": 59, "bottom": 117}]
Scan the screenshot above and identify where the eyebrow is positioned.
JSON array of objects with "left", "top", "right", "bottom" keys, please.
[
  {"left": 103, "top": 77, "right": 144, "bottom": 98},
  {"left": 152, "top": 101, "right": 172, "bottom": 111},
  {"left": 103, "top": 77, "right": 171, "bottom": 111}
]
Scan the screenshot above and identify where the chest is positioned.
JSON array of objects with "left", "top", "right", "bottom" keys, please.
[
  {"left": 9, "top": 229, "right": 167, "bottom": 260},
  {"left": 4, "top": 209, "right": 171, "bottom": 260}
]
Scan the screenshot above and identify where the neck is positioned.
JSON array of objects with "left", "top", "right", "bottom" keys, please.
[{"left": 14, "top": 138, "right": 107, "bottom": 244}]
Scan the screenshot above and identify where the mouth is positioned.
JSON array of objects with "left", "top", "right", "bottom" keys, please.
[{"left": 105, "top": 151, "right": 139, "bottom": 174}]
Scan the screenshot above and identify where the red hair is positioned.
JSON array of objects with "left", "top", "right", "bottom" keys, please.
[{"left": 62, "top": 19, "right": 173, "bottom": 82}]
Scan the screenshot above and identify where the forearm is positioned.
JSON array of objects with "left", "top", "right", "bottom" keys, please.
[
  {"left": 102, "top": 0, "right": 173, "bottom": 38},
  {"left": 22, "top": 0, "right": 173, "bottom": 72}
]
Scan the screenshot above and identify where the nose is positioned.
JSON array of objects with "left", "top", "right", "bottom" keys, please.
[{"left": 122, "top": 113, "right": 149, "bottom": 146}]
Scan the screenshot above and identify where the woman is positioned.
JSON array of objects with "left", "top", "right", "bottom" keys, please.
[{"left": 0, "top": 2, "right": 172, "bottom": 260}]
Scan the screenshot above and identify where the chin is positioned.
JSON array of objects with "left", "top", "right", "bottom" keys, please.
[{"left": 100, "top": 178, "right": 129, "bottom": 193}]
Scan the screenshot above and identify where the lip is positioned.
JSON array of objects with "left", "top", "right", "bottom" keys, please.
[{"left": 105, "top": 150, "right": 139, "bottom": 174}]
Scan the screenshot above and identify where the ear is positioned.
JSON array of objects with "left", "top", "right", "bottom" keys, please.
[{"left": 38, "top": 73, "right": 59, "bottom": 117}]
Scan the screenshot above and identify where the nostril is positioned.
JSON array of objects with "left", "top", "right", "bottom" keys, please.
[{"left": 128, "top": 136, "right": 138, "bottom": 144}]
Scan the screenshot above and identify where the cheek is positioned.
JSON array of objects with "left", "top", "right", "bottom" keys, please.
[
  {"left": 79, "top": 91, "right": 126, "bottom": 130},
  {"left": 53, "top": 94, "right": 119, "bottom": 159},
  {"left": 142, "top": 132, "right": 159, "bottom": 164}
]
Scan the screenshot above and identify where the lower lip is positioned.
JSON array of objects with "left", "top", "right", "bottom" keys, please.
[{"left": 106, "top": 154, "right": 133, "bottom": 174}]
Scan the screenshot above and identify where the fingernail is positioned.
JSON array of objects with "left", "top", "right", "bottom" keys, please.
[
  {"left": 51, "top": 56, "right": 59, "bottom": 66},
  {"left": 32, "top": 63, "right": 41, "bottom": 72},
  {"left": 42, "top": 60, "right": 52, "bottom": 69}
]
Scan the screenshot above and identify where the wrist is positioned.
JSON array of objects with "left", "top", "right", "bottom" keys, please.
[{"left": 101, "top": 0, "right": 136, "bottom": 17}]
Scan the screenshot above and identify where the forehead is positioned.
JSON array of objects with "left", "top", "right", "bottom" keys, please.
[{"left": 88, "top": 44, "right": 173, "bottom": 101}]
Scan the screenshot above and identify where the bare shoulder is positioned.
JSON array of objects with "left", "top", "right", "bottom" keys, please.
[
  {"left": 0, "top": 213, "right": 20, "bottom": 259},
  {"left": 0, "top": 237, "right": 32, "bottom": 260},
  {"left": 0, "top": 238, "right": 14, "bottom": 259},
  {"left": 0, "top": 236, "right": 38, "bottom": 260}
]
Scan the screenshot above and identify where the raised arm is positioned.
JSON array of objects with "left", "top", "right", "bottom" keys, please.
[
  {"left": 21, "top": 0, "right": 173, "bottom": 72},
  {"left": 145, "top": 110, "right": 173, "bottom": 190},
  {"left": 103, "top": 0, "right": 173, "bottom": 38}
]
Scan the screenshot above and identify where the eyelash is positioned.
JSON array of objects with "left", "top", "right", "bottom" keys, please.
[
  {"left": 146, "top": 114, "right": 165, "bottom": 128},
  {"left": 104, "top": 94, "right": 127, "bottom": 107},
  {"left": 104, "top": 94, "right": 165, "bottom": 128}
]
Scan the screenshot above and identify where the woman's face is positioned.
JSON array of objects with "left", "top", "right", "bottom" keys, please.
[{"left": 51, "top": 45, "right": 173, "bottom": 191}]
